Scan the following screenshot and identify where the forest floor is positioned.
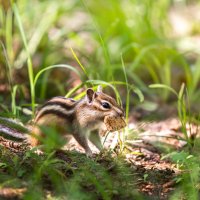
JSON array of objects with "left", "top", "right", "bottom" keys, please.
[{"left": 0, "top": 114, "right": 193, "bottom": 200}]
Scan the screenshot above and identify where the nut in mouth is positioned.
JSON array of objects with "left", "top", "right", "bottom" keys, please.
[{"left": 104, "top": 116, "right": 126, "bottom": 132}]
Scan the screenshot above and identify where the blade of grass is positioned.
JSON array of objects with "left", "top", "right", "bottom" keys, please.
[
  {"left": 11, "top": 85, "right": 19, "bottom": 116},
  {"left": 178, "top": 83, "right": 185, "bottom": 101},
  {"left": 0, "top": 41, "right": 18, "bottom": 116},
  {"left": 0, "top": 6, "right": 5, "bottom": 29},
  {"left": 121, "top": 54, "right": 129, "bottom": 122},
  {"left": 33, "top": 64, "right": 81, "bottom": 87},
  {"left": 13, "top": 4, "right": 35, "bottom": 114},
  {"left": 121, "top": 54, "right": 134, "bottom": 153},
  {"left": 0, "top": 41, "right": 12, "bottom": 89},
  {"left": 177, "top": 83, "right": 190, "bottom": 143},
  {"left": 110, "top": 81, "right": 143, "bottom": 102},
  {"left": 149, "top": 83, "right": 178, "bottom": 97},
  {"left": 65, "top": 83, "right": 84, "bottom": 98},
  {"left": 191, "top": 59, "right": 200, "bottom": 96},
  {"left": 39, "top": 70, "right": 50, "bottom": 99},
  {"left": 5, "top": 8, "right": 14, "bottom": 65},
  {"left": 70, "top": 47, "right": 89, "bottom": 80}
]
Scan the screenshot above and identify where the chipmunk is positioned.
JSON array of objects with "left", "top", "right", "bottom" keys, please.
[{"left": 0, "top": 86, "right": 126, "bottom": 156}]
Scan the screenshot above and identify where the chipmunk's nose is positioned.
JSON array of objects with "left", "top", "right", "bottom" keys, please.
[
  {"left": 119, "top": 110, "right": 125, "bottom": 117},
  {"left": 115, "top": 107, "right": 125, "bottom": 117}
]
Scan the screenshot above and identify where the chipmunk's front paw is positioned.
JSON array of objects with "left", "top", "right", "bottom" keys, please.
[
  {"left": 86, "top": 150, "right": 93, "bottom": 158},
  {"left": 86, "top": 150, "right": 98, "bottom": 159}
]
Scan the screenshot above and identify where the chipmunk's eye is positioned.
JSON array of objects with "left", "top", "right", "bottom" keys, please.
[{"left": 102, "top": 102, "right": 111, "bottom": 109}]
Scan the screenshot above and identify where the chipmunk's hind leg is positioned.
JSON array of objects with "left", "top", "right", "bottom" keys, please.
[{"left": 28, "top": 126, "right": 42, "bottom": 147}]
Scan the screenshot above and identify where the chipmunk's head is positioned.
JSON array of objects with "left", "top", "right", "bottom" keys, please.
[{"left": 85, "top": 86, "right": 126, "bottom": 131}]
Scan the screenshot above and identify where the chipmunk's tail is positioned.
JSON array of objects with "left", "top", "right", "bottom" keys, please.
[
  {"left": 0, "top": 136, "right": 30, "bottom": 153},
  {"left": 0, "top": 117, "right": 30, "bottom": 153}
]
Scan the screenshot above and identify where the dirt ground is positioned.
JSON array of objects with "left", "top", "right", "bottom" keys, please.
[{"left": 0, "top": 116, "right": 198, "bottom": 199}]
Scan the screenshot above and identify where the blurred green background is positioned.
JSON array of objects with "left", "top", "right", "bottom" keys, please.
[
  {"left": 0, "top": 0, "right": 200, "bottom": 117},
  {"left": 1, "top": 1, "right": 200, "bottom": 199}
]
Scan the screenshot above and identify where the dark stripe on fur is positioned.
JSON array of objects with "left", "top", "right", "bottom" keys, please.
[
  {"left": 36, "top": 110, "right": 74, "bottom": 122},
  {"left": 0, "top": 125, "right": 27, "bottom": 141},
  {"left": 39, "top": 101, "right": 75, "bottom": 111}
]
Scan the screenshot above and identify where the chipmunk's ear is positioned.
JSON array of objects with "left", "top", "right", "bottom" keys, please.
[
  {"left": 86, "top": 88, "right": 96, "bottom": 103},
  {"left": 97, "top": 85, "right": 102, "bottom": 93}
]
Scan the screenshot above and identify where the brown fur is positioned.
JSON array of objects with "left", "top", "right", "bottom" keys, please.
[{"left": 28, "top": 87, "right": 126, "bottom": 156}]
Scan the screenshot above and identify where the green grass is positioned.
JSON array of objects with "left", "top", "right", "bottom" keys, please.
[
  {"left": 1, "top": 0, "right": 199, "bottom": 107},
  {"left": 0, "top": 147, "right": 141, "bottom": 200},
  {"left": 1, "top": 0, "right": 200, "bottom": 199},
  {"left": 149, "top": 83, "right": 191, "bottom": 146},
  {"left": 13, "top": 3, "right": 35, "bottom": 114}
]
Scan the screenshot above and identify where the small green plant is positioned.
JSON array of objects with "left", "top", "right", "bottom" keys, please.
[
  {"left": 149, "top": 83, "right": 194, "bottom": 148},
  {"left": 165, "top": 151, "right": 200, "bottom": 200},
  {"left": 150, "top": 83, "right": 200, "bottom": 199}
]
